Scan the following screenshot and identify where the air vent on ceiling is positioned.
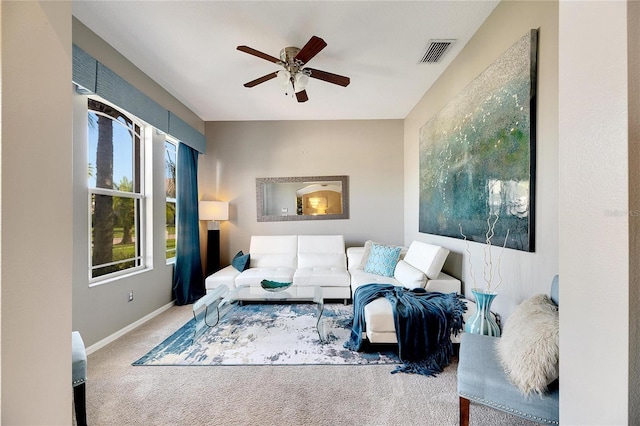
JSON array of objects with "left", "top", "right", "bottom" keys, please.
[{"left": 420, "top": 40, "right": 456, "bottom": 63}]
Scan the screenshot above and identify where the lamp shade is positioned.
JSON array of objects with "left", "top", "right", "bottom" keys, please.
[
  {"left": 276, "top": 70, "right": 291, "bottom": 86},
  {"left": 294, "top": 73, "right": 309, "bottom": 93},
  {"left": 199, "top": 201, "right": 229, "bottom": 221}
]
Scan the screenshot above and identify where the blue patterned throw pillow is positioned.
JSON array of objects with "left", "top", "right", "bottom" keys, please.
[
  {"left": 364, "top": 243, "right": 402, "bottom": 277},
  {"left": 232, "top": 251, "right": 250, "bottom": 271}
]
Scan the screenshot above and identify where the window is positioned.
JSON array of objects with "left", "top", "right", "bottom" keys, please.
[
  {"left": 165, "top": 139, "right": 177, "bottom": 260},
  {"left": 88, "top": 99, "right": 144, "bottom": 280}
]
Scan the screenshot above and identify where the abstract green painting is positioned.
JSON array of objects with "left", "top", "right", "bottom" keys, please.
[{"left": 419, "top": 30, "right": 538, "bottom": 252}]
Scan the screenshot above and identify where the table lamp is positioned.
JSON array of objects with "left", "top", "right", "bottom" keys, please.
[{"left": 199, "top": 200, "right": 229, "bottom": 276}]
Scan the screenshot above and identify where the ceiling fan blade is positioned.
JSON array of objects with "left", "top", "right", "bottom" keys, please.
[
  {"left": 237, "top": 45, "right": 280, "bottom": 64},
  {"left": 293, "top": 36, "right": 327, "bottom": 64},
  {"left": 243, "top": 72, "right": 278, "bottom": 88},
  {"left": 305, "top": 68, "right": 350, "bottom": 87},
  {"left": 296, "top": 90, "right": 309, "bottom": 103}
]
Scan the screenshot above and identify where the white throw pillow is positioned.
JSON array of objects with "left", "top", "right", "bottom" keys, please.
[
  {"left": 496, "top": 294, "right": 559, "bottom": 395},
  {"left": 357, "top": 240, "right": 373, "bottom": 270},
  {"left": 394, "top": 260, "right": 427, "bottom": 289}
]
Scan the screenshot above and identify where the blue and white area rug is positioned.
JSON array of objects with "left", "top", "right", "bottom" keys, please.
[{"left": 133, "top": 303, "right": 400, "bottom": 366}]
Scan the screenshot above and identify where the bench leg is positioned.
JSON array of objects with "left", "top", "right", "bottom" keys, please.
[
  {"left": 74, "top": 383, "right": 87, "bottom": 426},
  {"left": 459, "top": 396, "right": 470, "bottom": 426}
]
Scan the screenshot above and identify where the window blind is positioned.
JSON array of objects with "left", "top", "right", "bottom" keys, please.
[{"left": 72, "top": 44, "right": 205, "bottom": 154}]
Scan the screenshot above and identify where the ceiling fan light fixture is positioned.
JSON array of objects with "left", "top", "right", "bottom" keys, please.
[
  {"left": 238, "top": 35, "right": 350, "bottom": 103},
  {"left": 285, "top": 81, "right": 294, "bottom": 95},
  {"left": 277, "top": 70, "right": 291, "bottom": 85},
  {"left": 294, "top": 73, "right": 309, "bottom": 92}
]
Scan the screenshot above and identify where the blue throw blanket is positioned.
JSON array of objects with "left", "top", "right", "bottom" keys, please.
[{"left": 344, "top": 283, "right": 466, "bottom": 376}]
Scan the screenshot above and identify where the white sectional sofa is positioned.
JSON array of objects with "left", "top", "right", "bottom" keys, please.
[
  {"left": 348, "top": 240, "right": 475, "bottom": 344},
  {"left": 348, "top": 240, "right": 462, "bottom": 298},
  {"left": 205, "top": 235, "right": 352, "bottom": 302},
  {"left": 205, "top": 235, "right": 477, "bottom": 344}
]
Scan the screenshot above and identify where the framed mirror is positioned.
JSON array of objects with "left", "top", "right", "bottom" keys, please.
[{"left": 256, "top": 175, "right": 349, "bottom": 222}]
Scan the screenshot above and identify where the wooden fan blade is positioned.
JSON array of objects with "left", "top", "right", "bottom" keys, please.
[
  {"left": 243, "top": 72, "right": 278, "bottom": 88},
  {"left": 296, "top": 90, "right": 309, "bottom": 103},
  {"left": 293, "top": 36, "right": 327, "bottom": 65},
  {"left": 305, "top": 68, "right": 350, "bottom": 87},
  {"left": 237, "top": 45, "right": 280, "bottom": 64}
]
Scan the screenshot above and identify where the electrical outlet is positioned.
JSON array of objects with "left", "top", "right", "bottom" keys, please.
[{"left": 128, "top": 290, "right": 134, "bottom": 302}]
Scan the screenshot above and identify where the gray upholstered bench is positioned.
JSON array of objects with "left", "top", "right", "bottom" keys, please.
[
  {"left": 457, "top": 276, "right": 559, "bottom": 425},
  {"left": 458, "top": 334, "right": 559, "bottom": 424}
]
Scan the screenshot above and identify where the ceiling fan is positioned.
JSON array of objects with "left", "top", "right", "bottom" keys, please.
[{"left": 237, "top": 35, "right": 350, "bottom": 103}]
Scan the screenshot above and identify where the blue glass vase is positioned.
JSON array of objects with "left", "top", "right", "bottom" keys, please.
[{"left": 465, "top": 289, "right": 501, "bottom": 337}]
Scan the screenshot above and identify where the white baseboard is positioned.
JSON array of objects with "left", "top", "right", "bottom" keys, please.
[{"left": 86, "top": 300, "right": 175, "bottom": 355}]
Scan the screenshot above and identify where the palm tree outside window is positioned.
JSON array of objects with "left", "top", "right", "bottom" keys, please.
[{"left": 88, "top": 98, "right": 145, "bottom": 281}]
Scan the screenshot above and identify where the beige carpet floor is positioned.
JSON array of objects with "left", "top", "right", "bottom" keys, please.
[{"left": 81, "top": 304, "right": 539, "bottom": 426}]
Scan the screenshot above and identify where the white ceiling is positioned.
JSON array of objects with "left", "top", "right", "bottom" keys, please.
[{"left": 72, "top": 1, "right": 499, "bottom": 122}]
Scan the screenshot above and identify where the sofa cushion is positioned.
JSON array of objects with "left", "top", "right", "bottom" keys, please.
[
  {"left": 249, "top": 235, "right": 297, "bottom": 269},
  {"left": 347, "top": 247, "right": 366, "bottom": 271},
  {"left": 234, "top": 267, "right": 295, "bottom": 287},
  {"left": 350, "top": 270, "right": 402, "bottom": 296},
  {"left": 205, "top": 265, "right": 240, "bottom": 290},
  {"left": 298, "top": 235, "right": 345, "bottom": 254},
  {"left": 364, "top": 297, "right": 396, "bottom": 333},
  {"left": 496, "top": 294, "right": 559, "bottom": 395},
  {"left": 231, "top": 251, "right": 251, "bottom": 271},
  {"left": 293, "top": 267, "right": 350, "bottom": 287},
  {"left": 394, "top": 260, "right": 427, "bottom": 289},
  {"left": 364, "top": 243, "right": 402, "bottom": 277},
  {"left": 298, "top": 253, "right": 346, "bottom": 268},
  {"left": 403, "top": 241, "right": 449, "bottom": 279}
]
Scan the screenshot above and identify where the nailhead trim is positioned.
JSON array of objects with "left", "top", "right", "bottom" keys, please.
[
  {"left": 460, "top": 392, "right": 559, "bottom": 425},
  {"left": 73, "top": 378, "right": 86, "bottom": 386}
]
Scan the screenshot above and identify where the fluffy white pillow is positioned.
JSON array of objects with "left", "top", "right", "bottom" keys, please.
[
  {"left": 394, "top": 260, "right": 427, "bottom": 289},
  {"left": 496, "top": 294, "right": 559, "bottom": 395}
]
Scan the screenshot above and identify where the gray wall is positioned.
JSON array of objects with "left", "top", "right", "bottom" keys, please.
[
  {"left": 404, "top": 0, "right": 558, "bottom": 324},
  {"left": 70, "top": 19, "right": 205, "bottom": 347},
  {"left": 403, "top": 1, "right": 635, "bottom": 423},
  {"left": 201, "top": 120, "right": 404, "bottom": 266},
  {"left": 71, "top": 93, "right": 175, "bottom": 347}
]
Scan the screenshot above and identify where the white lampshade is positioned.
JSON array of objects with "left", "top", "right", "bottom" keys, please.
[
  {"left": 294, "top": 73, "right": 309, "bottom": 93},
  {"left": 199, "top": 201, "right": 229, "bottom": 221},
  {"left": 276, "top": 70, "right": 291, "bottom": 86}
]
